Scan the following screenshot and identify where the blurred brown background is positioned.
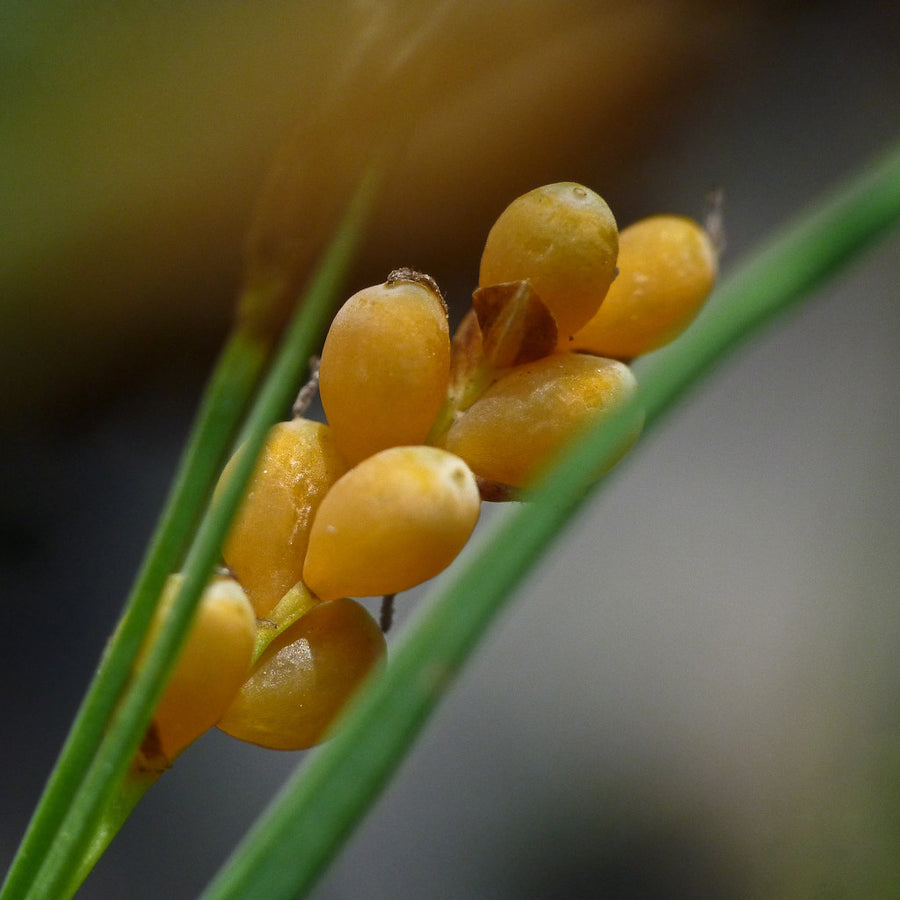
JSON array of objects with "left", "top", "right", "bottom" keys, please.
[{"left": 2, "top": 1, "right": 898, "bottom": 897}]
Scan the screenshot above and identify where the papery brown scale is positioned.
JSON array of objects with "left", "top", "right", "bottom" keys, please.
[{"left": 472, "top": 279, "right": 558, "bottom": 369}]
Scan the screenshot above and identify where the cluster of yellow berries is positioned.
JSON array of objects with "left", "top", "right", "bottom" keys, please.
[{"left": 140, "top": 182, "right": 718, "bottom": 764}]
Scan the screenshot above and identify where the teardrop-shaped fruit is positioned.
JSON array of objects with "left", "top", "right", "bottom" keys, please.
[
  {"left": 564, "top": 215, "right": 717, "bottom": 358},
  {"left": 219, "top": 418, "right": 348, "bottom": 617},
  {"left": 143, "top": 575, "right": 256, "bottom": 762},
  {"left": 217, "top": 597, "right": 386, "bottom": 750},
  {"left": 478, "top": 183, "right": 618, "bottom": 341},
  {"left": 318, "top": 274, "right": 450, "bottom": 464},
  {"left": 444, "top": 352, "right": 640, "bottom": 488},
  {"left": 302, "top": 446, "right": 480, "bottom": 601}
]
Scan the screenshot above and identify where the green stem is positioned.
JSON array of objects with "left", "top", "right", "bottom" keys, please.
[
  {"left": 14, "top": 166, "right": 381, "bottom": 900},
  {"left": 426, "top": 351, "right": 497, "bottom": 445},
  {"left": 59, "top": 768, "right": 161, "bottom": 900},
  {"left": 252, "top": 584, "right": 320, "bottom": 664},
  {"left": 200, "top": 138, "right": 900, "bottom": 900},
  {"left": 0, "top": 329, "right": 267, "bottom": 900}
]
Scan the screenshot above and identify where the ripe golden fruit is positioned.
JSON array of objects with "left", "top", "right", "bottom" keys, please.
[
  {"left": 318, "top": 275, "right": 451, "bottom": 464},
  {"left": 143, "top": 575, "right": 256, "bottom": 763},
  {"left": 302, "top": 446, "right": 480, "bottom": 601},
  {"left": 219, "top": 418, "right": 348, "bottom": 617},
  {"left": 444, "top": 352, "right": 640, "bottom": 488},
  {"left": 478, "top": 183, "right": 618, "bottom": 341},
  {"left": 564, "top": 215, "right": 717, "bottom": 358},
  {"left": 217, "top": 597, "right": 386, "bottom": 751}
]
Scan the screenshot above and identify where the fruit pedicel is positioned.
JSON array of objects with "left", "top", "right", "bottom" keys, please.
[{"left": 142, "top": 182, "right": 718, "bottom": 761}]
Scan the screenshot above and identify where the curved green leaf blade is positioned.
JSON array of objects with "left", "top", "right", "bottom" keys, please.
[{"left": 200, "top": 137, "right": 900, "bottom": 900}]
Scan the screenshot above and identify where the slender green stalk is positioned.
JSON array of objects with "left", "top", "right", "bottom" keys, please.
[
  {"left": 0, "top": 329, "right": 268, "bottom": 900},
  {"left": 200, "top": 138, "right": 900, "bottom": 900},
  {"left": 59, "top": 768, "right": 161, "bottom": 900},
  {"left": 16, "top": 167, "right": 381, "bottom": 900},
  {"left": 2, "top": 9, "right": 540, "bottom": 896}
]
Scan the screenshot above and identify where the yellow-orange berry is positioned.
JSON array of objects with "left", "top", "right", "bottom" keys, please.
[
  {"left": 478, "top": 183, "right": 618, "bottom": 341},
  {"left": 443, "top": 352, "right": 640, "bottom": 488},
  {"left": 143, "top": 575, "right": 256, "bottom": 762},
  {"left": 217, "top": 597, "right": 386, "bottom": 751},
  {"left": 302, "top": 446, "right": 480, "bottom": 601},
  {"left": 565, "top": 215, "right": 717, "bottom": 358},
  {"left": 318, "top": 275, "right": 451, "bottom": 464},
  {"left": 219, "top": 418, "right": 348, "bottom": 617}
]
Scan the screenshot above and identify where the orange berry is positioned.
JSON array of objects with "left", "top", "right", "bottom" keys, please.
[
  {"left": 143, "top": 575, "right": 256, "bottom": 762},
  {"left": 444, "top": 352, "right": 640, "bottom": 489},
  {"left": 302, "top": 446, "right": 480, "bottom": 601},
  {"left": 219, "top": 418, "right": 348, "bottom": 617},
  {"left": 217, "top": 597, "right": 386, "bottom": 751},
  {"left": 478, "top": 183, "right": 618, "bottom": 341},
  {"left": 318, "top": 274, "right": 450, "bottom": 464},
  {"left": 565, "top": 215, "right": 717, "bottom": 358}
]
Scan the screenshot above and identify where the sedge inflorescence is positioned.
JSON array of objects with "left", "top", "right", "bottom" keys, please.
[{"left": 143, "top": 182, "right": 718, "bottom": 760}]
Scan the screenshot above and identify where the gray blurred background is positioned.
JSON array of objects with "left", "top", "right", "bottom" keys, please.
[{"left": 1, "top": 1, "right": 898, "bottom": 897}]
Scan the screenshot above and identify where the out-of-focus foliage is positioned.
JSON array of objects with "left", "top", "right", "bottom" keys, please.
[{"left": 1, "top": 0, "right": 746, "bottom": 414}]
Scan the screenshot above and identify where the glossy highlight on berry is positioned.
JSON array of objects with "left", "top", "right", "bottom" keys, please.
[{"left": 217, "top": 598, "right": 386, "bottom": 751}]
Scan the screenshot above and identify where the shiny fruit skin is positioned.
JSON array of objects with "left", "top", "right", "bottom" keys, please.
[
  {"left": 318, "top": 279, "right": 450, "bottom": 465},
  {"left": 217, "top": 597, "right": 386, "bottom": 751},
  {"left": 478, "top": 183, "right": 618, "bottom": 341},
  {"left": 220, "top": 418, "right": 348, "bottom": 617},
  {"left": 444, "top": 352, "right": 639, "bottom": 489},
  {"left": 145, "top": 575, "right": 256, "bottom": 762},
  {"left": 565, "top": 215, "right": 717, "bottom": 358},
  {"left": 302, "top": 446, "right": 480, "bottom": 601}
]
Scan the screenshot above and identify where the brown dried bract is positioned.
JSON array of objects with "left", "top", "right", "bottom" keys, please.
[
  {"left": 447, "top": 309, "right": 484, "bottom": 404},
  {"left": 476, "top": 476, "right": 522, "bottom": 504},
  {"left": 134, "top": 723, "right": 173, "bottom": 773},
  {"left": 472, "top": 280, "right": 558, "bottom": 370}
]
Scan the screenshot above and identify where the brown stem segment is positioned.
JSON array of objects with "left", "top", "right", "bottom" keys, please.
[
  {"left": 292, "top": 357, "right": 322, "bottom": 418},
  {"left": 379, "top": 595, "right": 395, "bottom": 634}
]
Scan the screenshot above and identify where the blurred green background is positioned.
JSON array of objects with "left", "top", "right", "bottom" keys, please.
[{"left": 2, "top": 1, "right": 898, "bottom": 897}]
